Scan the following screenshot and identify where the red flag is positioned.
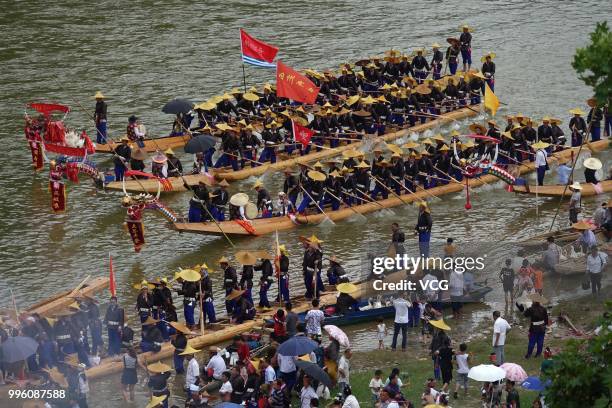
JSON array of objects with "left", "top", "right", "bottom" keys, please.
[
  {"left": 292, "top": 120, "right": 315, "bottom": 147},
  {"left": 276, "top": 61, "right": 320, "bottom": 104},
  {"left": 109, "top": 254, "right": 116, "bottom": 297},
  {"left": 240, "top": 28, "right": 278, "bottom": 63}
]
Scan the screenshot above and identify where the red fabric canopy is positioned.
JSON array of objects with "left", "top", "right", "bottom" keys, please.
[{"left": 28, "top": 103, "right": 70, "bottom": 116}]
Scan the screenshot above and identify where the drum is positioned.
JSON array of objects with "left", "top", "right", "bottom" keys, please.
[{"left": 245, "top": 202, "right": 258, "bottom": 219}]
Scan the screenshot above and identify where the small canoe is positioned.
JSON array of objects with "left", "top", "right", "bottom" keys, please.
[
  {"left": 106, "top": 106, "right": 479, "bottom": 193},
  {"left": 26, "top": 277, "right": 109, "bottom": 317},
  {"left": 519, "top": 228, "right": 603, "bottom": 251},
  {"left": 267, "top": 283, "right": 492, "bottom": 327},
  {"left": 554, "top": 255, "right": 610, "bottom": 276},
  {"left": 173, "top": 139, "right": 611, "bottom": 237},
  {"left": 95, "top": 134, "right": 191, "bottom": 154},
  {"left": 513, "top": 180, "right": 612, "bottom": 198}
]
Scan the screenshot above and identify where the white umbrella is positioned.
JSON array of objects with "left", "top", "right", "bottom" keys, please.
[{"left": 468, "top": 364, "right": 506, "bottom": 382}]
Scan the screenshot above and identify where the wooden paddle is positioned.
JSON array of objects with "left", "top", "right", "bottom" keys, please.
[{"left": 299, "top": 185, "right": 335, "bottom": 224}]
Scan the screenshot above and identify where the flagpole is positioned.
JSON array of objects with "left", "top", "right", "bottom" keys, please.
[
  {"left": 242, "top": 62, "right": 248, "bottom": 93},
  {"left": 239, "top": 28, "right": 247, "bottom": 93}
]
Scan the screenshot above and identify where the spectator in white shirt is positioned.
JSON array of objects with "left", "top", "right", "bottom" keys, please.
[
  {"left": 492, "top": 311, "right": 511, "bottom": 365},
  {"left": 391, "top": 294, "right": 410, "bottom": 351},
  {"left": 369, "top": 369, "right": 384, "bottom": 403},
  {"left": 380, "top": 388, "right": 400, "bottom": 408},
  {"left": 299, "top": 375, "right": 318, "bottom": 408},
  {"left": 219, "top": 371, "right": 233, "bottom": 402},
  {"left": 183, "top": 350, "right": 200, "bottom": 391},
  {"left": 305, "top": 299, "right": 325, "bottom": 337},
  {"left": 261, "top": 358, "right": 276, "bottom": 384},
  {"left": 341, "top": 385, "right": 360, "bottom": 408},
  {"left": 278, "top": 353, "right": 298, "bottom": 391},
  {"left": 586, "top": 246, "right": 608, "bottom": 296},
  {"left": 449, "top": 270, "right": 465, "bottom": 318},
  {"left": 203, "top": 347, "right": 226, "bottom": 392},
  {"left": 337, "top": 349, "right": 352, "bottom": 392}
]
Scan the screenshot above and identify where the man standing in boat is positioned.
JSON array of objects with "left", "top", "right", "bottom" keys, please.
[
  {"left": 302, "top": 236, "right": 324, "bottom": 299},
  {"left": 221, "top": 257, "right": 238, "bottom": 314},
  {"left": 586, "top": 98, "right": 603, "bottom": 142},
  {"left": 210, "top": 179, "right": 230, "bottom": 221},
  {"left": 177, "top": 276, "right": 198, "bottom": 330},
  {"left": 459, "top": 25, "right": 473, "bottom": 72},
  {"left": 533, "top": 142, "right": 550, "bottom": 186},
  {"left": 415, "top": 202, "right": 433, "bottom": 258},
  {"left": 93, "top": 91, "right": 107, "bottom": 144},
  {"left": 136, "top": 281, "right": 152, "bottom": 324},
  {"left": 104, "top": 296, "right": 124, "bottom": 356}
]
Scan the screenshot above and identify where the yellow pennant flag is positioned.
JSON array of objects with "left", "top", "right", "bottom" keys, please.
[{"left": 484, "top": 82, "right": 500, "bottom": 116}]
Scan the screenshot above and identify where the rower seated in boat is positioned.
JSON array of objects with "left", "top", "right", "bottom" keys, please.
[
  {"left": 232, "top": 294, "right": 256, "bottom": 324},
  {"left": 336, "top": 292, "right": 360, "bottom": 315},
  {"left": 275, "top": 191, "right": 296, "bottom": 216},
  {"left": 141, "top": 318, "right": 163, "bottom": 353},
  {"left": 164, "top": 148, "right": 183, "bottom": 178},
  {"left": 327, "top": 255, "right": 349, "bottom": 285},
  {"left": 254, "top": 180, "right": 273, "bottom": 218}
]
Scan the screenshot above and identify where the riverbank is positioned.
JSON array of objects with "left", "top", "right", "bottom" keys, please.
[{"left": 341, "top": 286, "right": 610, "bottom": 407}]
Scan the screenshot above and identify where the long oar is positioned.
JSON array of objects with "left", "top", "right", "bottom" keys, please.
[
  {"left": 404, "top": 175, "right": 443, "bottom": 201},
  {"left": 369, "top": 174, "right": 410, "bottom": 205},
  {"left": 323, "top": 188, "right": 367, "bottom": 221},
  {"left": 351, "top": 187, "right": 387, "bottom": 209},
  {"left": 299, "top": 185, "right": 334, "bottom": 224}
]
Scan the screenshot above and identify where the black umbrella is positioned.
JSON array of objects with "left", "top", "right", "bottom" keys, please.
[
  {"left": 278, "top": 335, "right": 318, "bottom": 356},
  {"left": 296, "top": 360, "right": 332, "bottom": 388},
  {"left": 184, "top": 134, "right": 218, "bottom": 154},
  {"left": 162, "top": 98, "right": 194, "bottom": 115},
  {"left": 1, "top": 336, "right": 39, "bottom": 363}
]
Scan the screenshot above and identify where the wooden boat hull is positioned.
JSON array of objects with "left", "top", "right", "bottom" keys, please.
[
  {"left": 106, "top": 106, "right": 479, "bottom": 193},
  {"left": 173, "top": 139, "right": 611, "bottom": 236},
  {"left": 95, "top": 134, "right": 190, "bottom": 154},
  {"left": 26, "top": 277, "right": 109, "bottom": 317},
  {"left": 513, "top": 180, "right": 612, "bottom": 198},
  {"left": 86, "top": 290, "right": 339, "bottom": 380}
]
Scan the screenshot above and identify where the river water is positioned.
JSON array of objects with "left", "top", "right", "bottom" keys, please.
[{"left": 0, "top": 1, "right": 610, "bottom": 406}]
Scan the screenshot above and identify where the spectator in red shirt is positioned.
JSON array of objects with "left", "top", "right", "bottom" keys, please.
[{"left": 272, "top": 309, "right": 287, "bottom": 342}]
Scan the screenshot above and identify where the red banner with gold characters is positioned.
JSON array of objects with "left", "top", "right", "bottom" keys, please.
[
  {"left": 126, "top": 220, "right": 145, "bottom": 252},
  {"left": 276, "top": 61, "right": 320, "bottom": 104},
  {"left": 29, "top": 141, "right": 44, "bottom": 171},
  {"left": 49, "top": 180, "right": 66, "bottom": 213}
]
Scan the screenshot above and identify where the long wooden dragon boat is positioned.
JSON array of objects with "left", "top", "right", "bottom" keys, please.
[
  {"left": 512, "top": 180, "right": 612, "bottom": 198},
  {"left": 26, "top": 277, "right": 109, "bottom": 317},
  {"left": 172, "top": 139, "right": 610, "bottom": 236},
  {"left": 105, "top": 106, "right": 479, "bottom": 194},
  {"left": 86, "top": 289, "right": 340, "bottom": 380},
  {"left": 95, "top": 134, "right": 191, "bottom": 154}
]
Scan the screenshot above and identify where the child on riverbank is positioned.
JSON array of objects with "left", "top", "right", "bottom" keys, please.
[
  {"left": 531, "top": 262, "right": 544, "bottom": 295},
  {"left": 369, "top": 369, "right": 383, "bottom": 404},
  {"left": 376, "top": 317, "right": 387, "bottom": 349},
  {"left": 454, "top": 343, "right": 470, "bottom": 399}
]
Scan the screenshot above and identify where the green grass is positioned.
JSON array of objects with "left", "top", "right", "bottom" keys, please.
[{"left": 331, "top": 288, "right": 609, "bottom": 407}]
